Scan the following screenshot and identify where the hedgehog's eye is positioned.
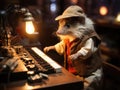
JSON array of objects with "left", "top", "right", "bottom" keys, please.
[{"left": 66, "top": 23, "right": 70, "bottom": 28}]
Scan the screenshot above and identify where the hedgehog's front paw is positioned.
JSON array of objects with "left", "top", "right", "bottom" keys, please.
[{"left": 43, "top": 46, "right": 55, "bottom": 53}]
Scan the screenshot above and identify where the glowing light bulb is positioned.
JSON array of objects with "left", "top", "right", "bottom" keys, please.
[
  {"left": 99, "top": 6, "right": 108, "bottom": 16},
  {"left": 115, "top": 13, "right": 120, "bottom": 22},
  {"left": 25, "top": 21, "right": 35, "bottom": 34}
]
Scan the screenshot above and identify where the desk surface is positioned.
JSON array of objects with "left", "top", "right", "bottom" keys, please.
[
  {"left": 0, "top": 46, "right": 83, "bottom": 90},
  {"left": 0, "top": 68, "right": 83, "bottom": 90}
]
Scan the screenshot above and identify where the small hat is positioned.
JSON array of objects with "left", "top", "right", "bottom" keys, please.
[{"left": 55, "top": 5, "right": 85, "bottom": 20}]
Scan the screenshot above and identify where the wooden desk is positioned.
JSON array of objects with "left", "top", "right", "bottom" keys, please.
[
  {"left": 0, "top": 46, "right": 83, "bottom": 90},
  {"left": 0, "top": 68, "right": 83, "bottom": 90}
]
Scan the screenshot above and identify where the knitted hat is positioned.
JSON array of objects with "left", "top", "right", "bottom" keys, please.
[{"left": 55, "top": 5, "right": 85, "bottom": 20}]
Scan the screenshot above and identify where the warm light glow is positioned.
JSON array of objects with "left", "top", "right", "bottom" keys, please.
[
  {"left": 115, "top": 13, "right": 120, "bottom": 22},
  {"left": 71, "top": 0, "right": 78, "bottom": 4},
  {"left": 25, "top": 21, "right": 35, "bottom": 34},
  {"left": 99, "top": 6, "right": 108, "bottom": 16}
]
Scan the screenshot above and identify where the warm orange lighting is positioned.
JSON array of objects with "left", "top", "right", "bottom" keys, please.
[
  {"left": 99, "top": 6, "right": 108, "bottom": 16},
  {"left": 115, "top": 13, "right": 120, "bottom": 22},
  {"left": 71, "top": 0, "right": 78, "bottom": 4},
  {"left": 25, "top": 21, "right": 35, "bottom": 34}
]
